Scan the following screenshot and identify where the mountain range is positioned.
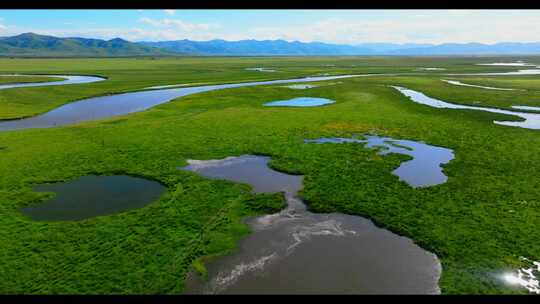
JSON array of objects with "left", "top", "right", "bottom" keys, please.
[
  {"left": 2, "top": 33, "right": 540, "bottom": 57},
  {"left": 0, "top": 33, "right": 172, "bottom": 57}
]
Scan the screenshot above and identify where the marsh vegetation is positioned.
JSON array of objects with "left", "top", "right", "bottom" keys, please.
[{"left": 0, "top": 56, "right": 539, "bottom": 294}]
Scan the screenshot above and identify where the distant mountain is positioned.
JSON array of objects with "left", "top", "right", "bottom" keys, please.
[
  {"left": 141, "top": 39, "right": 540, "bottom": 56},
  {"left": 0, "top": 33, "right": 173, "bottom": 57},
  {"left": 2, "top": 33, "right": 540, "bottom": 56},
  {"left": 139, "top": 39, "right": 378, "bottom": 55}
]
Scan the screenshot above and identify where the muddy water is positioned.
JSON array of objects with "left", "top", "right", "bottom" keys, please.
[
  {"left": 180, "top": 155, "right": 441, "bottom": 294},
  {"left": 0, "top": 74, "right": 358, "bottom": 132},
  {"left": 21, "top": 175, "right": 165, "bottom": 221},
  {"left": 392, "top": 86, "right": 540, "bottom": 130},
  {"left": 264, "top": 97, "right": 335, "bottom": 107},
  {"left": 0, "top": 74, "right": 105, "bottom": 90},
  {"left": 305, "top": 135, "right": 454, "bottom": 188}
]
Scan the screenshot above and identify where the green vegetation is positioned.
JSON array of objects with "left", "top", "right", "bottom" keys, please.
[
  {"left": 0, "top": 33, "right": 173, "bottom": 57},
  {"left": 0, "top": 75, "right": 64, "bottom": 85},
  {"left": 385, "top": 76, "right": 540, "bottom": 110},
  {"left": 0, "top": 56, "right": 539, "bottom": 294}
]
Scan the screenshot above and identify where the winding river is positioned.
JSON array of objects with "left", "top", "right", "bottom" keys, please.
[
  {"left": 0, "top": 75, "right": 359, "bottom": 132},
  {"left": 391, "top": 86, "right": 540, "bottom": 130},
  {"left": 2, "top": 63, "right": 540, "bottom": 132},
  {"left": 0, "top": 74, "right": 105, "bottom": 90}
]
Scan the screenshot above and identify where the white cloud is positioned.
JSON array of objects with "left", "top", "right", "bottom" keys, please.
[
  {"left": 3, "top": 11, "right": 540, "bottom": 44},
  {"left": 235, "top": 13, "right": 540, "bottom": 44},
  {"left": 164, "top": 10, "right": 175, "bottom": 16},
  {"left": 138, "top": 17, "right": 218, "bottom": 32},
  {"left": 2, "top": 25, "right": 222, "bottom": 42}
]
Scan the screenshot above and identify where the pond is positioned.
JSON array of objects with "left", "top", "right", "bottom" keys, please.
[
  {"left": 264, "top": 97, "right": 335, "bottom": 107},
  {"left": 305, "top": 135, "right": 455, "bottom": 188},
  {"left": 20, "top": 175, "right": 165, "bottom": 221},
  {"left": 180, "top": 155, "right": 441, "bottom": 294}
]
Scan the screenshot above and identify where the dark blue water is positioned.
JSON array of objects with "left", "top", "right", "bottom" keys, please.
[{"left": 21, "top": 175, "right": 165, "bottom": 221}]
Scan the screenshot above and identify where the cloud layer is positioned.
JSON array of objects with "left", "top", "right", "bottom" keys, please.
[{"left": 1, "top": 10, "right": 540, "bottom": 44}]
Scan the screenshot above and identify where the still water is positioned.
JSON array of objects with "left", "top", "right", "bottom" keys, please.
[{"left": 180, "top": 155, "right": 441, "bottom": 294}]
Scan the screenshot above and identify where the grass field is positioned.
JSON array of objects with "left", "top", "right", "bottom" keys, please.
[
  {"left": 1, "top": 56, "right": 539, "bottom": 294},
  {"left": 0, "top": 75, "right": 64, "bottom": 85}
]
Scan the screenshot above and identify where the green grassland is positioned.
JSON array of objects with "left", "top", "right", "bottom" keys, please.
[
  {"left": 0, "top": 75, "right": 64, "bottom": 85},
  {"left": 1, "top": 56, "right": 540, "bottom": 294}
]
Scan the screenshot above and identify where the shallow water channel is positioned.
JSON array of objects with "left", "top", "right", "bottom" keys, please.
[
  {"left": 442, "top": 79, "right": 517, "bottom": 91},
  {"left": 0, "top": 74, "right": 105, "bottom": 90},
  {"left": 305, "top": 135, "right": 455, "bottom": 188},
  {"left": 180, "top": 155, "right": 441, "bottom": 294},
  {"left": 0, "top": 75, "right": 357, "bottom": 132},
  {"left": 21, "top": 175, "right": 165, "bottom": 221},
  {"left": 392, "top": 86, "right": 540, "bottom": 130}
]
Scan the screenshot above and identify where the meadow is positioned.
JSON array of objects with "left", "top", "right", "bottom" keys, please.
[
  {"left": 0, "top": 56, "right": 539, "bottom": 294},
  {"left": 0, "top": 75, "right": 63, "bottom": 85}
]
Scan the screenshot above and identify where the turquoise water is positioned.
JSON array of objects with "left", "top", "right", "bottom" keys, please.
[{"left": 264, "top": 97, "right": 334, "bottom": 107}]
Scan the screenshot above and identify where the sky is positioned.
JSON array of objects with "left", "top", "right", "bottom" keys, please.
[{"left": 1, "top": 10, "right": 540, "bottom": 45}]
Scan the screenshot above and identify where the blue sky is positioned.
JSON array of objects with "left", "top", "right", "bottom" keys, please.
[{"left": 1, "top": 10, "right": 540, "bottom": 44}]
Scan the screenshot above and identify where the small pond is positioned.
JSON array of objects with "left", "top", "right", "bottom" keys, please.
[
  {"left": 264, "top": 97, "right": 335, "bottom": 107},
  {"left": 21, "top": 175, "right": 165, "bottom": 221},
  {"left": 305, "top": 135, "right": 455, "bottom": 188},
  {"left": 180, "top": 155, "right": 441, "bottom": 294}
]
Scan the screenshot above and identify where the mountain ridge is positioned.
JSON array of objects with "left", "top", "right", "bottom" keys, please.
[
  {"left": 0, "top": 33, "right": 174, "bottom": 57},
  {"left": 140, "top": 39, "right": 540, "bottom": 55},
  {"left": 3, "top": 33, "right": 540, "bottom": 56}
]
